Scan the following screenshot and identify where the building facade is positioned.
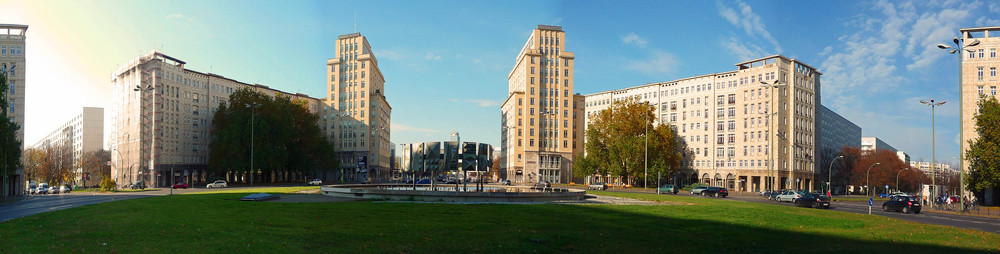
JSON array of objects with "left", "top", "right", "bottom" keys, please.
[
  {"left": 1, "top": 24, "right": 26, "bottom": 197},
  {"left": 501, "top": 25, "right": 584, "bottom": 184},
  {"left": 111, "top": 50, "right": 322, "bottom": 188},
  {"left": 399, "top": 136, "right": 494, "bottom": 180},
  {"left": 861, "top": 136, "right": 896, "bottom": 154},
  {"left": 584, "top": 55, "right": 820, "bottom": 192},
  {"left": 324, "top": 32, "right": 392, "bottom": 183},
  {"left": 816, "top": 104, "right": 861, "bottom": 192},
  {"left": 959, "top": 27, "right": 1000, "bottom": 205},
  {"left": 31, "top": 107, "right": 104, "bottom": 186}
]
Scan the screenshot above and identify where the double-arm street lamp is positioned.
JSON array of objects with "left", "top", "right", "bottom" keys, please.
[
  {"left": 939, "top": 36, "right": 979, "bottom": 212},
  {"left": 920, "top": 99, "right": 945, "bottom": 208},
  {"left": 760, "top": 80, "right": 785, "bottom": 192},
  {"left": 866, "top": 162, "right": 882, "bottom": 197},
  {"left": 828, "top": 155, "right": 844, "bottom": 196}
]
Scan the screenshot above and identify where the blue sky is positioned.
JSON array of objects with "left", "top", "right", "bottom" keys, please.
[{"left": 3, "top": 0, "right": 999, "bottom": 165}]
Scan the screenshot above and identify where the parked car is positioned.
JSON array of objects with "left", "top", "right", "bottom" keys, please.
[
  {"left": 59, "top": 185, "right": 71, "bottom": 194},
  {"left": 415, "top": 178, "right": 431, "bottom": 184},
  {"left": 498, "top": 179, "right": 511, "bottom": 185},
  {"left": 588, "top": 182, "right": 608, "bottom": 190},
  {"left": 764, "top": 190, "right": 781, "bottom": 200},
  {"left": 171, "top": 182, "right": 188, "bottom": 189},
  {"left": 658, "top": 184, "right": 679, "bottom": 194},
  {"left": 206, "top": 180, "right": 228, "bottom": 188},
  {"left": 308, "top": 178, "right": 323, "bottom": 186},
  {"left": 882, "top": 195, "right": 922, "bottom": 214},
  {"left": 702, "top": 187, "right": 728, "bottom": 197},
  {"left": 37, "top": 183, "right": 50, "bottom": 194},
  {"left": 690, "top": 186, "right": 708, "bottom": 195},
  {"left": 793, "top": 193, "right": 831, "bottom": 209},
  {"left": 775, "top": 190, "right": 805, "bottom": 202},
  {"left": 50, "top": 185, "right": 61, "bottom": 194},
  {"left": 533, "top": 181, "right": 551, "bottom": 189}
]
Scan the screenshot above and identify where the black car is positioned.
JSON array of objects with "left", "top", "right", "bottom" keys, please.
[
  {"left": 882, "top": 195, "right": 921, "bottom": 214},
  {"left": 793, "top": 193, "right": 831, "bottom": 209},
  {"left": 702, "top": 187, "right": 728, "bottom": 197},
  {"left": 533, "top": 181, "right": 551, "bottom": 189}
]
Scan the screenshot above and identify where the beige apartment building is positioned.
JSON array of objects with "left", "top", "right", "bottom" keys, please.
[
  {"left": 584, "top": 55, "right": 820, "bottom": 192},
  {"left": 959, "top": 27, "right": 1000, "bottom": 205},
  {"left": 324, "top": 32, "right": 392, "bottom": 182},
  {"left": 1, "top": 24, "right": 26, "bottom": 197},
  {"left": 111, "top": 50, "right": 322, "bottom": 188},
  {"left": 31, "top": 107, "right": 104, "bottom": 186},
  {"left": 501, "top": 25, "right": 585, "bottom": 184}
]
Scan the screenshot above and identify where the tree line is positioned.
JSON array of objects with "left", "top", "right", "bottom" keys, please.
[{"left": 208, "top": 87, "right": 338, "bottom": 183}]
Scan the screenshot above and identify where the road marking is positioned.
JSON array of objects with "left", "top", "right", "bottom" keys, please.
[{"left": 48, "top": 205, "right": 72, "bottom": 210}]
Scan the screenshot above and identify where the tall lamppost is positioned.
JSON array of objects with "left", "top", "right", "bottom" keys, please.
[
  {"left": 828, "top": 155, "right": 844, "bottom": 196},
  {"left": 644, "top": 102, "right": 649, "bottom": 192},
  {"left": 113, "top": 149, "right": 125, "bottom": 188},
  {"left": 939, "top": 36, "right": 979, "bottom": 212},
  {"left": 760, "top": 80, "right": 785, "bottom": 191},
  {"left": 246, "top": 102, "right": 261, "bottom": 187},
  {"left": 866, "top": 162, "right": 882, "bottom": 197},
  {"left": 896, "top": 167, "right": 909, "bottom": 193},
  {"left": 920, "top": 99, "right": 945, "bottom": 208},
  {"left": 1, "top": 64, "right": 11, "bottom": 200}
]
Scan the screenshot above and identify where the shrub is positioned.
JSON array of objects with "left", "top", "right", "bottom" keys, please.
[
  {"left": 681, "top": 183, "right": 707, "bottom": 191},
  {"left": 99, "top": 177, "right": 116, "bottom": 192}
]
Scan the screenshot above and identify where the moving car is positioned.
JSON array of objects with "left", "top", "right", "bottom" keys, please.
[
  {"left": 775, "top": 190, "right": 805, "bottom": 202},
  {"left": 764, "top": 190, "right": 781, "bottom": 200},
  {"left": 690, "top": 186, "right": 708, "bottom": 195},
  {"left": 588, "top": 182, "right": 608, "bottom": 190},
  {"left": 50, "top": 185, "right": 61, "bottom": 194},
  {"left": 533, "top": 181, "right": 551, "bottom": 189},
  {"left": 37, "top": 183, "right": 50, "bottom": 194},
  {"left": 206, "top": 180, "right": 228, "bottom": 188},
  {"left": 171, "top": 182, "right": 188, "bottom": 189},
  {"left": 59, "top": 185, "right": 71, "bottom": 194},
  {"left": 130, "top": 181, "right": 146, "bottom": 190},
  {"left": 793, "top": 193, "right": 831, "bottom": 209},
  {"left": 702, "top": 187, "right": 728, "bottom": 197},
  {"left": 415, "top": 178, "right": 431, "bottom": 184},
  {"left": 498, "top": 179, "right": 511, "bottom": 185},
  {"left": 882, "top": 195, "right": 921, "bottom": 214},
  {"left": 308, "top": 178, "right": 323, "bottom": 186},
  {"left": 658, "top": 184, "right": 679, "bottom": 194}
]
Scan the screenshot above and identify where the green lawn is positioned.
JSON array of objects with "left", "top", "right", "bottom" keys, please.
[{"left": 0, "top": 190, "right": 997, "bottom": 253}]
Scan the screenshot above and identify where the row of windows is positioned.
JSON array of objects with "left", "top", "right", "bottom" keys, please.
[
  {"left": 967, "top": 48, "right": 998, "bottom": 59},
  {"left": 0, "top": 46, "right": 23, "bottom": 55},
  {"left": 976, "top": 66, "right": 998, "bottom": 81},
  {"left": 977, "top": 86, "right": 998, "bottom": 96}
]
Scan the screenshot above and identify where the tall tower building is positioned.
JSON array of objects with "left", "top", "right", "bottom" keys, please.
[
  {"left": 325, "top": 32, "right": 392, "bottom": 182},
  {"left": 958, "top": 27, "right": 1000, "bottom": 205},
  {"left": 1, "top": 24, "right": 26, "bottom": 147},
  {"left": 501, "top": 25, "right": 584, "bottom": 184}
]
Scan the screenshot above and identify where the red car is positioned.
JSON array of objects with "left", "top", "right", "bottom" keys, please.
[{"left": 171, "top": 182, "right": 188, "bottom": 189}]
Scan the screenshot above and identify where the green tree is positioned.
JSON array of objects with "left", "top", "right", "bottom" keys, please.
[
  {"left": 1, "top": 66, "right": 22, "bottom": 199},
  {"left": 966, "top": 97, "right": 1000, "bottom": 192},
  {"left": 574, "top": 97, "right": 680, "bottom": 187},
  {"left": 209, "top": 88, "right": 338, "bottom": 183}
]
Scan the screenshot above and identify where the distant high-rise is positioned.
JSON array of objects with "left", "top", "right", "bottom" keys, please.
[
  {"left": 501, "top": 25, "right": 584, "bottom": 184},
  {"left": 325, "top": 32, "right": 392, "bottom": 182},
  {"left": 31, "top": 107, "right": 104, "bottom": 186},
  {"left": 1, "top": 24, "right": 26, "bottom": 147}
]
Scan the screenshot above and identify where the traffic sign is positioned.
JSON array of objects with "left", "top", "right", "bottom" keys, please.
[{"left": 868, "top": 198, "right": 873, "bottom": 206}]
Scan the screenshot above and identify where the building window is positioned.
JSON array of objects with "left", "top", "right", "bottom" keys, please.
[
  {"left": 969, "top": 50, "right": 975, "bottom": 59},
  {"left": 979, "top": 49, "right": 984, "bottom": 58},
  {"left": 993, "top": 86, "right": 997, "bottom": 96},
  {"left": 979, "top": 86, "right": 985, "bottom": 95},
  {"left": 531, "top": 77, "right": 535, "bottom": 84},
  {"left": 992, "top": 67, "right": 996, "bottom": 77},
  {"left": 979, "top": 67, "right": 984, "bottom": 81}
]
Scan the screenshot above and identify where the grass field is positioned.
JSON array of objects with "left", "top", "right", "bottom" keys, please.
[{"left": 0, "top": 189, "right": 997, "bottom": 253}]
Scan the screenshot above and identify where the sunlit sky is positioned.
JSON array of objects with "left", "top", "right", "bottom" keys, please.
[{"left": 2, "top": 0, "right": 998, "bottom": 165}]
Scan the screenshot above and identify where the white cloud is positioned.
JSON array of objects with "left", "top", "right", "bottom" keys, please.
[
  {"left": 391, "top": 123, "right": 439, "bottom": 133},
  {"left": 465, "top": 99, "right": 498, "bottom": 107},
  {"left": 622, "top": 33, "right": 648, "bottom": 47},
  {"left": 721, "top": 37, "right": 768, "bottom": 62},
  {"left": 378, "top": 49, "right": 406, "bottom": 61},
  {"left": 425, "top": 52, "right": 442, "bottom": 61},
  {"left": 473, "top": 59, "right": 482, "bottom": 64},
  {"left": 447, "top": 98, "right": 460, "bottom": 102},
  {"left": 715, "top": 0, "right": 782, "bottom": 53},
  {"left": 166, "top": 14, "right": 192, "bottom": 21},
  {"left": 625, "top": 50, "right": 678, "bottom": 76}
]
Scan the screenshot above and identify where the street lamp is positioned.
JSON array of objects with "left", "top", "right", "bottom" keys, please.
[
  {"left": 828, "top": 155, "right": 844, "bottom": 196},
  {"left": 761, "top": 80, "right": 785, "bottom": 192},
  {"left": 246, "top": 102, "right": 261, "bottom": 187},
  {"left": 939, "top": 36, "right": 978, "bottom": 212},
  {"left": 866, "top": 162, "right": 882, "bottom": 197},
  {"left": 1, "top": 63, "right": 12, "bottom": 200},
  {"left": 113, "top": 149, "right": 125, "bottom": 189},
  {"left": 896, "top": 167, "right": 909, "bottom": 193},
  {"left": 644, "top": 102, "right": 649, "bottom": 192},
  {"left": 920, "top": 98, "right": 945, "bottom": 208}
]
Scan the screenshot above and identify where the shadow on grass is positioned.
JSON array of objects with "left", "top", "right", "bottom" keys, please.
[{"left": 0, "top": 193, "right": 997, "bottom": 253}]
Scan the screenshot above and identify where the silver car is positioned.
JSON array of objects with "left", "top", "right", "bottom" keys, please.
[
  {"left": 690, "top": 186, "right": 708, "bottom": 195},
  {"left": 775, "top": 190, "right": 805, "bottom": 202},
  {"left": 206, "top": 180, "right": 228, "bottom": 188},
  {"left": 308, "top": 179, "right": 322, "bottom": 186}
]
